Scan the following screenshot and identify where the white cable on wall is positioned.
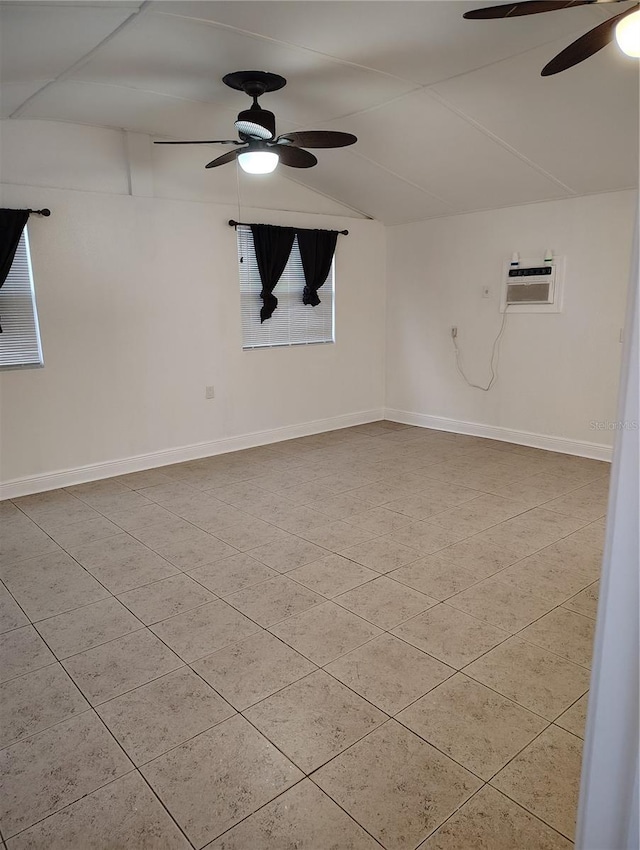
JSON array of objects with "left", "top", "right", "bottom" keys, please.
[{"left": 451, "top": 307, "right": 510, "bottom": 392}]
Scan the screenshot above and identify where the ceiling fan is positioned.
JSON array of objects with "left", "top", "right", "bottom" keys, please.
[
  {"left": 154, "top": 71, "right": 357, "bottom": 174},
  {"left": 463, "top": 1, "right": 640, "bottom": 75}
]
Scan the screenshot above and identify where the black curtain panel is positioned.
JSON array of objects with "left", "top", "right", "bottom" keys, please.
[
  {"left": 297, "top": 228, "right": 339, "bottom": 307},
  {"left": 251, "top": 224, "right": 296, "bottom": 323},
  {"left": 0, "top": 209, "right": 30, "bottom": 333}
]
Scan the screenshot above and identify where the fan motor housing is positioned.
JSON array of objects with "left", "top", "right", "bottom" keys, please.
[{"left": 235, "top": 108, "right": 276, "bottom": 140}]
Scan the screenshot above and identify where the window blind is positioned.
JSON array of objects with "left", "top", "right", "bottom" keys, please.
[
  {"left": 0, "top": 228, "right": 43, "bottom": 369},
  {"left": 237, "top": 226, "right": 334, "bottom": 350}
]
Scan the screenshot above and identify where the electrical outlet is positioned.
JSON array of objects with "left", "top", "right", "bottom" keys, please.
[
  {"left": 205, "top": 386, "right": 215, "bottom": 399},
  {"left": 482, "top": 286, "right": 491, "bottom": 299}
]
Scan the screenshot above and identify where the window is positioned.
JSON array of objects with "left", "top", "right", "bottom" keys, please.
[
  {"left": 0, "top": 227, "right": 43, "bottom": 369},
  {"left": 237, "top": 226, "right": 335, "bottom": 350}
]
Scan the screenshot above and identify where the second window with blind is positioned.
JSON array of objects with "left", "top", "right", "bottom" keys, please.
[{"left": 237, "top": 226, "right": 335, "bottom": 350}]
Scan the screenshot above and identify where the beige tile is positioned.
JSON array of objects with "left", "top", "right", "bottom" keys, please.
[
  {"left": 152, "top": 533, "right": 238, "bottom": 570},
  {"left": 299, "top": 520, "right": 376, "bottom": 553},
  {"left": 341, "top": 536, "right": 420, "bottom": 573},
  {"left": 244, "top": 669, "right": 386, "bottom": 772},
  {"left": 335, "top": 576, "right": 437, "bottom": 629},
  {"left": 419, "top": 784, "right": 572, "bottom": 850},
  {"left": 0, "top": 584, "right": 28, "bottom": 633},
  {"left": 325, "top": 634, "right": 454, "bottom": 715},
  {"left": 496, "top": 553, "right": 593, "bottom": 606},
  {"left": 384, "top": 483, "right": 480, "bottom": 519},
  {"left": 472, "top": 509, "right": 587, "bottom": 558},
  {"left": 213, "top": 519, "right": 288, "bottom": 552},
  {"left": 0, "top": 711, "right": 132, "bottom": 839},
  {"left": 288, "top": 554, "right": 378, "bottom": 597},
  {"left": 390, "top": 554, "right": 479, "bottom": 601},
  {"left": 188, "top": 553, "right": 278, "bottom": 596},
  {"left": 278, "top": 480, "right": 338, "bottom": 503},
  {"left": 0, "top": 664, "right": 89, "bottom": 748},
  {"left": 314, "top": 720, "right": 481, "bottom": 850},
  {"left": 398, "top": 673, "right": 546, "bottom": 780},
  {"left": 193, "top": 631, "right": 316, "bottom": 710},
  {"left": 429, "top": 495, "right": 529, "bottom": 536},
  {"left": 519, "top": 608, "right": 595, "bottom": 668},
  {"left": 22, "top": 500, "right": 100, "bottom": 532},
  {"left": 117, "top": 573, "right": 216, "bottom": 624},
  {"left": 0, "top": 626, "right": 56, "bottom": 684},
  {"left": 464, "top": 636, "right": 590, "bottom": 720},
  {"left": 308, "top": 492, "right": 370, "bottom": 521},
  {"left": 0, "top": 521, "right": 59, "bottom": 568},
  {"left": 6, "top": 770, "right": 190, "bottom": 850},
  {"left": 1, "top": 550, "right": 109, "bottom": 621},
  {"left": 270, "top": 601, "right": 382, "bottom": 666},
  {"left": 345, "top": 507, "right": 413, "bottom": 535},
  {"left": 129, "top": 516, "right": 204, "bottom": 549},
  {"left": 348, "top": 480, "right": 416, "bottom": 506},
  {"left": 491, "top": 725, "right": 583, "bottom": 840},
  {"left": 63, "top": 629, "right": 183, "bottom": 705},
  {"left": 446, "top": 576, "right": 553, "bottom": 634},
  {"left": 73, "top": 488, "right": 152, "bottom": 516},
  {"left": 141, "top": 714, "right": 302, "bottom": 848},
  {"left": 224, "top": 575, "right": 324, "bottom": 627},
  {"left": 535, "top": 537, "right": 603, "bottom": 584},
  {"left": 248, "top": 535, "right": 329, "bottom": 573},
  {"left": 392, "top": 604, "right": 508, "bottom": 669},
  {"left": 435, "top": 537, "right": 521, "bottom": 580},
  {"left": 36, "top": 597, "right": 142, "bottom": 659},
  {"left": 107, "top": 503, "right": 177, "bottom": 532},
  {"left": 490, "top": 472, "right": 585, "bottom": 507},
  {"left": 565, "top": 520, "right": 606, "bottom": 554},
  {"left": 563, "top": 581, "right": 599, "bottom": 619},
  {"left": 71, "top": 534, "right": 179, "bottom": 594},
  {"left": 150, "top": 599, "right": 260, "bottom": 662},
  {"left": 97, "top": 666, "right": 234, "bottom": 765},
  {"left": 385, "top": 521, "right": 469, "bottom": 555},
  {"left": 543, "top": 482, "right": 608, "bottom": 521},
  {"left": 555, "top": 693, "right": 589, "bottom": 738},
  {"left": 205, "top": 779, "right": 380, "bottom": 850},
  {"left": 179, "top": 501, "right": 252, "bottom": 534},
  {"left": 45, "top": 516, "right": 121, "bottom": 549}
]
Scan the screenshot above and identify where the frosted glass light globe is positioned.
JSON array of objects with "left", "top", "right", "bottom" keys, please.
[
  {"left": 616, "top": 11, "right": 640, "bottom": 58},
  {"left": 238, "top": 151, "right": 279, "bottom": 174}
]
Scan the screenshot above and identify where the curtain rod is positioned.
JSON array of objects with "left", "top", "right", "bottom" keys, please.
[
  {"left": 228, "top": 219, "right": 348, "bottom": 236},
  {"left": 27, "top": 209, "right": 51, "bottom": 217}
]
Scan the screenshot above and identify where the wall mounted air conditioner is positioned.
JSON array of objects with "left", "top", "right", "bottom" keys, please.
[{"left": 500, "top": 256, "right": 564, "bottom": 314}]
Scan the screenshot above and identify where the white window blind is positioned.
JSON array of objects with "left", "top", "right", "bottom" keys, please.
[
  {"left": 0, "top": 227, "right": 43, "bottom": 369},
  {"left": 237, "top": 226, "right": 335, "bottom": 350}
]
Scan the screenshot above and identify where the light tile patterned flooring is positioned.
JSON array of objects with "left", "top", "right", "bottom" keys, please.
[{"left": 0, "top": 422, "right": 608, "bottom": 849}]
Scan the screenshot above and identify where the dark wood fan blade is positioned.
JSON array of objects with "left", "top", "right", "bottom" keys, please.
[
  {"left": 464, "top": 1, "right": 593, "bottom": 20},
  {"left": 154, "top": 139, "right": 241, "bottom": 145},
  {"left": 205, "top": 149, "right": 241, "bottom": 169},
  {"left": 272, "top": 145, "right": 318, "bottom": 168},
  {"left": 275, "top": 131, "right": 357, "bottom": 148},
  {"left": 541, "top": 4, "right": 638, "bottom": 75}
]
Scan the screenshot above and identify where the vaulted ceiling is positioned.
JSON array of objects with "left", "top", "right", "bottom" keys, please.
[{"left": 1, "top": 0, "right": 638, "bottom": 224}]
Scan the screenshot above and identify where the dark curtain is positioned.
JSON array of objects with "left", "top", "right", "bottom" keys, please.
[
  {"left": 297, "top": 228, "right": 338, "bottom": 307},
  {"left": 0, "top": 209, "right": 30, "bottom": 333},
  {"left": 251, "top": 224, "right": 296, "bottom": 323}
]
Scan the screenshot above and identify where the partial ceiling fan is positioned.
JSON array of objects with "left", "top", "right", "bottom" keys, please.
[
  {"left": 154, "top": 71, "right": 357, "bottom": 174},
  {"left": 463, "top": 1, "right": 640, "bottom": 75}
]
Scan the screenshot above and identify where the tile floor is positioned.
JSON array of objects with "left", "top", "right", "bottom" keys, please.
[{"left": 0, "top": 422, "right": 608, "bottom": 849}]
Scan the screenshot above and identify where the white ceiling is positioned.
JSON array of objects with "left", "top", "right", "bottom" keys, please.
[{"left": 1, "top": 0, "right": 638, "bottom": 224}]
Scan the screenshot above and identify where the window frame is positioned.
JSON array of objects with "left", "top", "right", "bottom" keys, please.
[
  {"left": 0, "top": 226, "right": 44, "bottom": 371},
  {"left": 237, "top": 225, "right": 335, "bottom": 351}
]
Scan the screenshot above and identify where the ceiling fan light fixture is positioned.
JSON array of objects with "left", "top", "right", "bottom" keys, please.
[
  {"left": 238, "top": 150, "right": 279, "bottom": 174},
  {"left": 615, "top": 10, "right": 640, "bottom": 58}
]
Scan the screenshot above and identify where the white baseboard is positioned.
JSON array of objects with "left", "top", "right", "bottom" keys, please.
[
  {"left": 384, "top": 408, "right": 613, "bottom": 462},
  {"left": 0, "top": 409, "right": 385, "bottom": 500}
]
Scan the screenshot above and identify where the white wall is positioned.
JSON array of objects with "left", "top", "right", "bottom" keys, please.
[
  {"left": 385, "top": 191, "right": 636, "bottom": 455},
  {"left": 0, "top": 121, "right": 385, "bottom": 490}
]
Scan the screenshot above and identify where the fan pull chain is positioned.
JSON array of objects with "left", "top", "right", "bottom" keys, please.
[{"left": 236, "top": 161, "right": 244, "bottom": 262}]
